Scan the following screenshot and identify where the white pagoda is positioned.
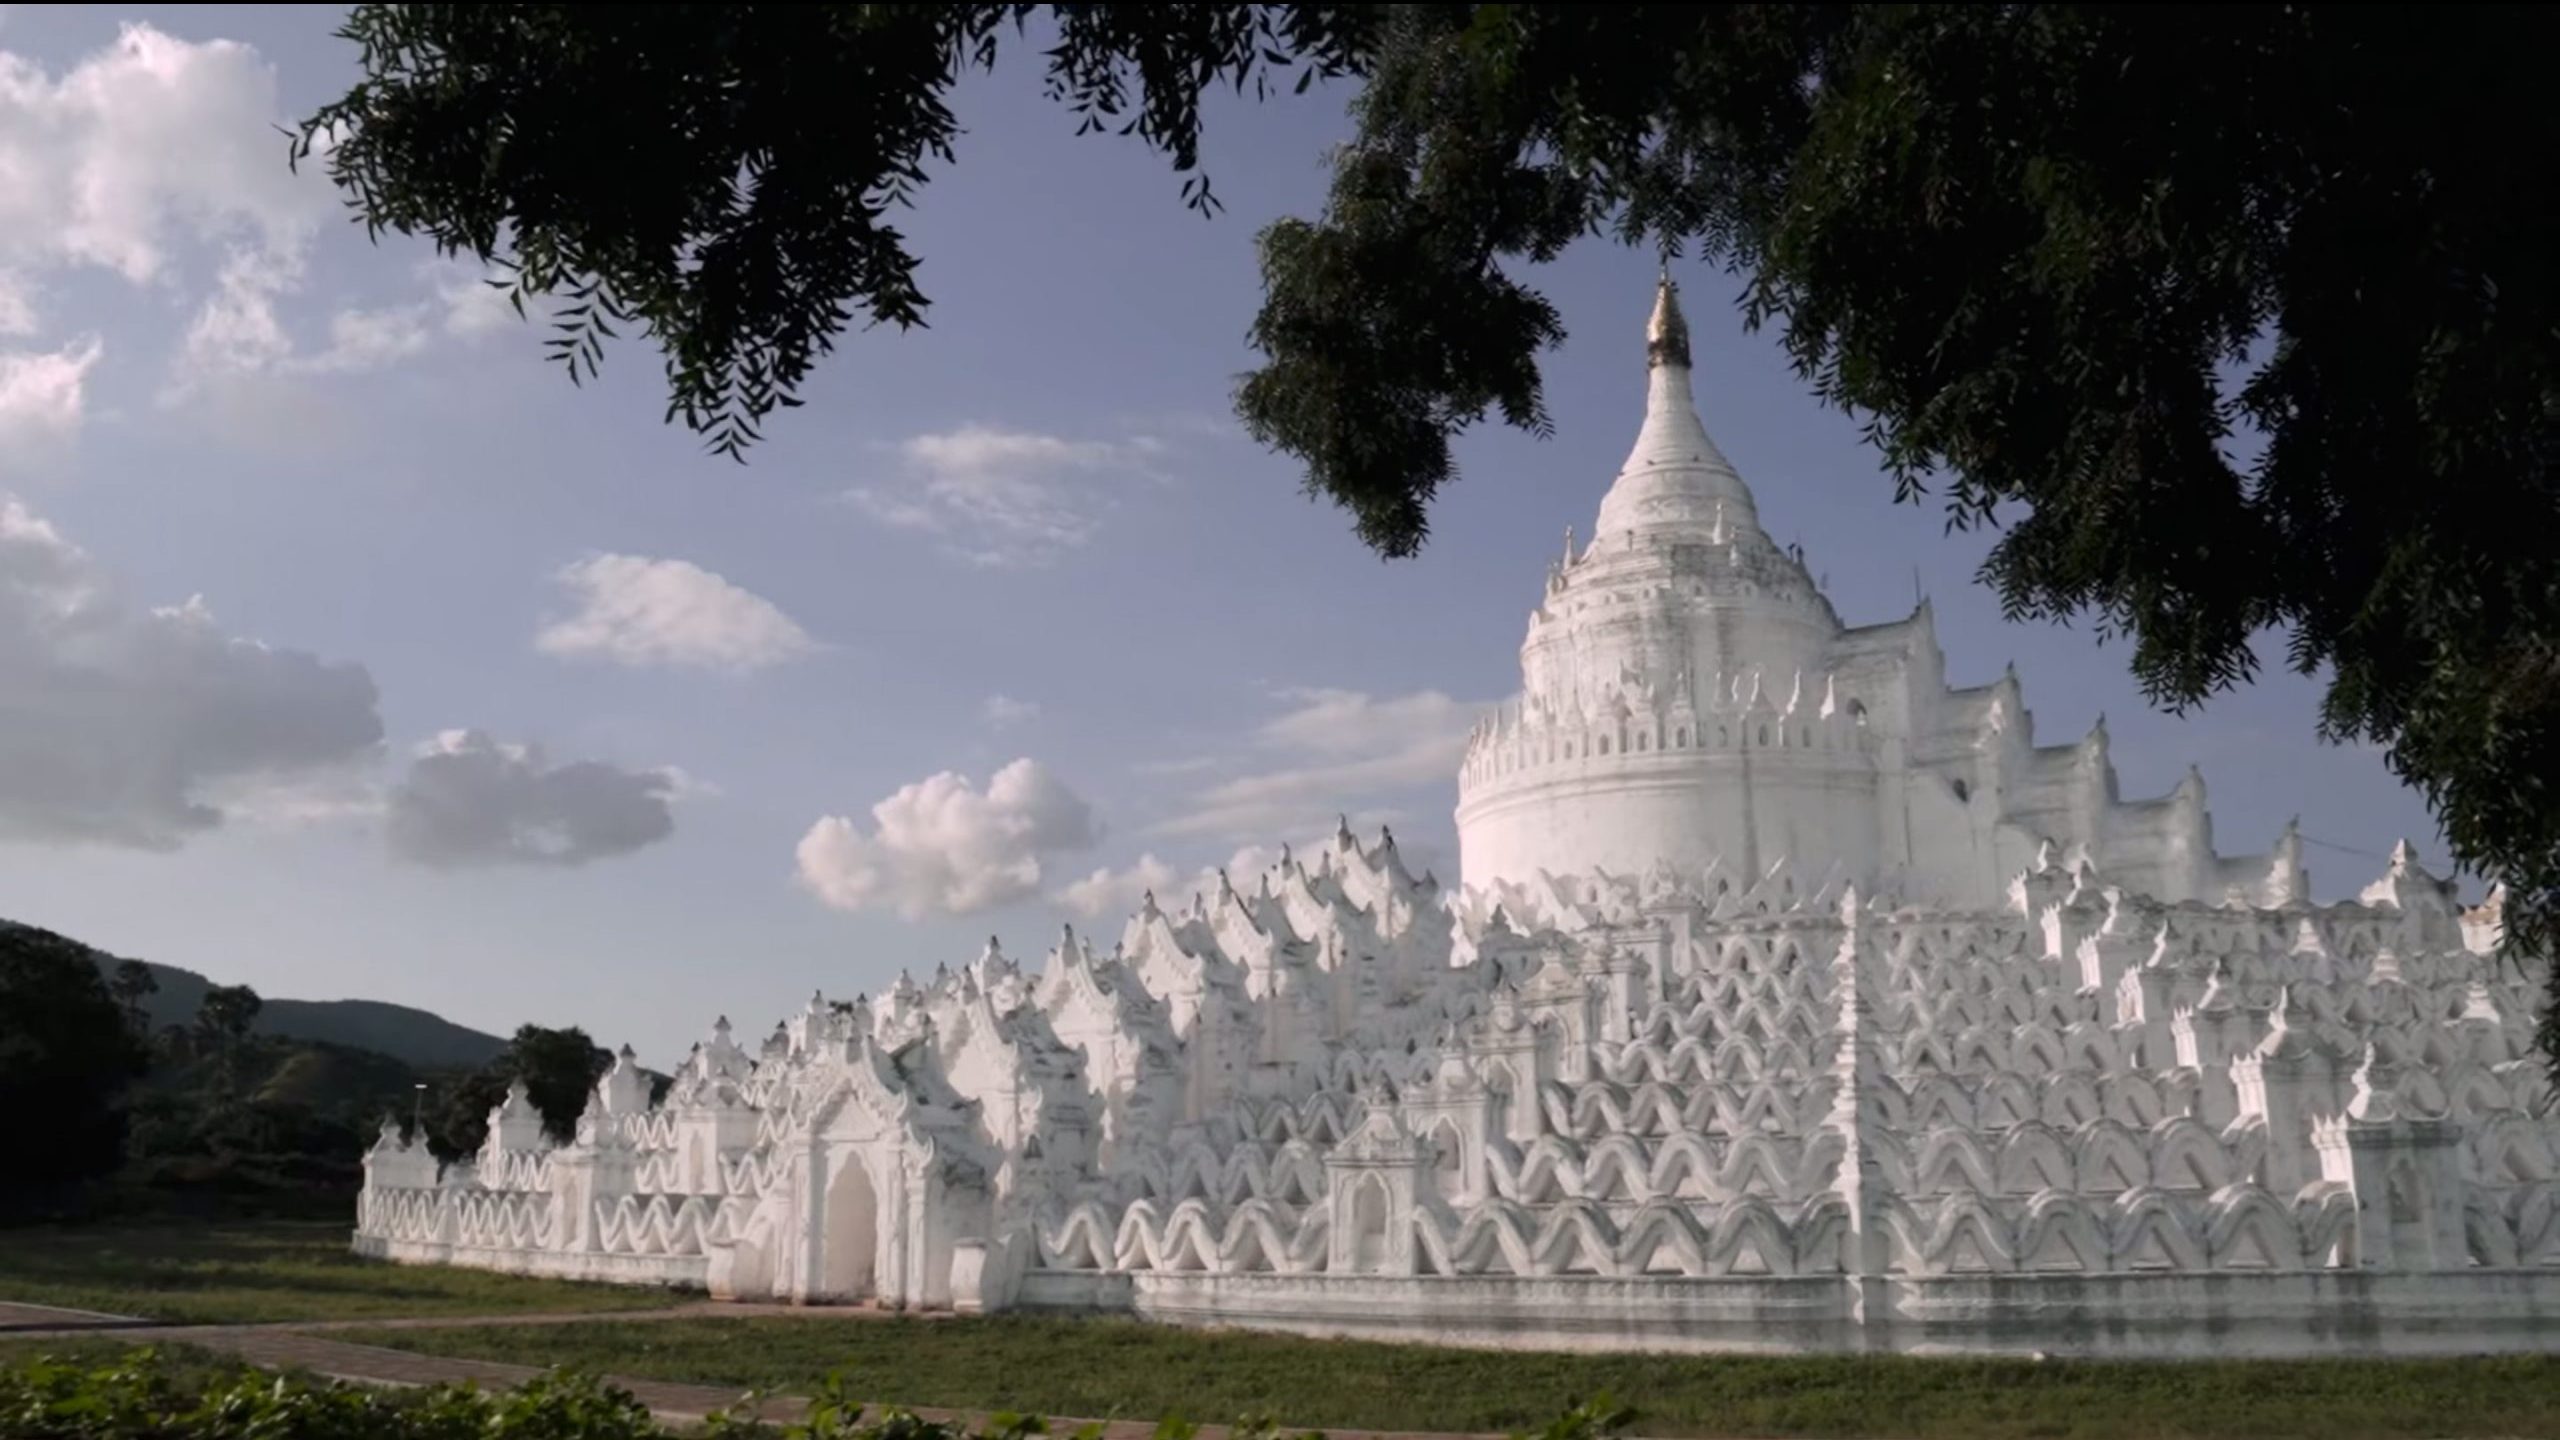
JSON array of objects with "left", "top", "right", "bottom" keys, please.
[{"left": 357, "top": 279, "right": 2559, "bottom": 1357}]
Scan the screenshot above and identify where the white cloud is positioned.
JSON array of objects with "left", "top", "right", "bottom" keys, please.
[
  {"left": 1052, "top": 843, "right": 1290, "bottom": 922},
  {"left": 169, "top": 243, "right": 298, "bottom": 390},
  {"left": 306, "top": 301, "right": 436, "bottom": 373},
  {"left": 386, "top": 729, "right": 679, "bottom": 868},
  {"left": 1053, "top": 688, "right": 1487, "bottom": 920},
  {"left": 1054, "top": 852, "right": 1183, "bottom": 919},
  {"left": 0, "top": 24, "right": 324, "bottom": 284},
  {"left": 212, "top": 760, "right": 389, "bottom": 831},
  {"left": 848, "top": 424, "right": 1168, "bottom": 567},
  {"left": 0, "top": 335, "right": 101, "bottom": 445},
  {"left": 285, "top": 259, "right": 523, "bottom": 378},
  {"left": 796, "top": 758, "right": 1100, "bottom": 920},
  {"left": 1151, "top": 687, "right": 1485, "bottom": 842},
  {"left": 535, "top": 553, "right": 814, "bottom": 673},
  {"left": 982, "top": 694, "right": 1040, "bottom": 729},
  {"left": 0, "top": 26, "right": 524, "bottom": 403},
  {"left": 425, "top": 257, "right": 521, "bottom": 338},
  {"left": 170, "top": 252, "right": 468, "bottom": 391},
  {"left": 0, "top": 494, "right": 385, "bottom": 848},
  {"left": 0, "top": 270, "right": 35, "bottom": 336}
]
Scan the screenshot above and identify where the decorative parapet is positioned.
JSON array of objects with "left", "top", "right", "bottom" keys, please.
[{"left": 349, "top": 822, "right": 2557, "bottom": 1355}]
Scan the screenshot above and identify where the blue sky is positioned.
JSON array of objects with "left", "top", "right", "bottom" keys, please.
[{"left": 0, "top": 6, "right": 2450, "bottom": 1064}]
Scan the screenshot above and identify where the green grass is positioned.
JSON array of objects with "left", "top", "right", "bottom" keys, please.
[
  {"left": 332, "top": 1313, "right": 2560, "bottom": 1440},
  {"left": 0, "top": 1218, "right": 692, "bottom": 1325},
  {"left": 0, "top": 1339, "right": 224, "bottom": 1370}
]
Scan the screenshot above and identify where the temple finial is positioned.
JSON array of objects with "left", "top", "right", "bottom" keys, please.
[{"left": 1646, "top": 268, "right": 1691, "bottom": 370}]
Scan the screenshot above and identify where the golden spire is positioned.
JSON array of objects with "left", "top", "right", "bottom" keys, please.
[{"left": 1646, "top": 265, "right": 1691, "bottom": 370}]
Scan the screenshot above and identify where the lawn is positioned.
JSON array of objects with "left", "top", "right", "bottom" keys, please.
[
  {"left": 335, "top": 1313, "right": 2560, "bottom": 1440},
  {"left": 0, "top": 1218, "right": 692, "bottom": 1325}
]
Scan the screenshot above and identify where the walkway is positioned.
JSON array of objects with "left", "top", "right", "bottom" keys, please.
[{"left": 1, "top": 1305, "right": 1508, "bottom": 1439}]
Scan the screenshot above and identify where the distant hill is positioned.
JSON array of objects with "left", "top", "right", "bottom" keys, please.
[{"left": 1, "top": 918, "right": 507, "bottom": 1071}]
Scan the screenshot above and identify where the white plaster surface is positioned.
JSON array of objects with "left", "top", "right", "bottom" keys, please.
[{"left": 357, "top": 280, "right": 2560, "bottom": 1357}]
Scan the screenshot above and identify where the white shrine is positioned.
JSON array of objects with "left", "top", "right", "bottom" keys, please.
[{"left": 356, "top": 278, "right": 2560, "bottom": 1357}]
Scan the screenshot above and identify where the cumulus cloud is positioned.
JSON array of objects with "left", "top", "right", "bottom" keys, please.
[
  {"left": 848, "top": 424, "right": 1168, "bottom": 567},
  {"left": 385, "top": 730, "right": 679, "bottom": 869},
  {"left": 1053, "top": 852, "right": 1183, "bottom": 919},
  {"left": 796, "top": 758, "right": 1100, "bottom": 920},
  {"left": 0, "top": 26, "right": 523, "bottom": 401},
  {"left": 1052, "top": 843, "right": 1292, "bottom": 922},
  {"left": 1151, "top": 687, "right": 1486, "bottom": 842},
  {"left": 0, "top": 24, "right": 323, "bottom": 284},
  {"left": 535, "top": 554, "right": 814, "bottom": 673},
  {"left": 0, "top": 495, "right": 385, "bottom": 848},
  {"left": 0, "top": 335, "right": 101, "bottom": 445},
  {"left": 982, "top": 694, "right": 1040, "bottom": 729}
]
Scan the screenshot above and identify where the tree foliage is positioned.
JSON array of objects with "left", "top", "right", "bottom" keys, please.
[
  {"left": 427, "top": 1025, "right": 615, "bottom": 1159},
  {"left": 294, "top": 4, "right": 1376, "bottom": 458},
  {"left": 195, "top": 985, "right": 263, "bottom": 1048},
  {"left": 0, "top": 924, "right": 147, "bottom": 1201},
  {"left": 108, "top": 960, "right": 157, "bottom": 1033},
  {"left": 301, "top": 5, "right": 2560, "bottom": 1070}
]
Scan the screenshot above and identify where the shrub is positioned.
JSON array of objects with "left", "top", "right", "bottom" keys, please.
[{"left": 0, "top": 1350, "right": 1634, "bottom": 1440}]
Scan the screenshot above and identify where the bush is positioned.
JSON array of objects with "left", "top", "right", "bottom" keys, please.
[
  {"left": 0, "top": 1351, "right": 659, "bottom": 1440},
  {"left": 0, "top": 1351, "right": 1635, "bottom": 1440}
]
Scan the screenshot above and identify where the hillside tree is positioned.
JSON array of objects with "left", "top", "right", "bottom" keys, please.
[
  {"left": 108, "top": 960, "right": 158, "bottom": 1034},
  {"left": 296, "top": 5, "right": 2560, "bottom": 1071},
  {"left": 195, "top": 983, "right": 264, "bottom": 1096},
  {"left": 195, "top": 984, "right": 263, "bottom": 1050},
  {"left": 0, "top": 928, "right": 148, "bottom": 1202}
]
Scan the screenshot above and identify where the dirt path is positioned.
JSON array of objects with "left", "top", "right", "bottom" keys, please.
[{"left": 0, "top": 1301, "right": 154, "bottom": 1332}]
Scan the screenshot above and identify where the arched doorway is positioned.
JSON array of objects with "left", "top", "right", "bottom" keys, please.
[
  {"left": 1350, "top": 1175, "right": 1389, "bottom": 1273},
  {"left": 1428, "top": 1122, "right": 1464, "bottom": 1201},
  {"left": 819, "top": 1152, "right": 879, "bottom": 1300}
]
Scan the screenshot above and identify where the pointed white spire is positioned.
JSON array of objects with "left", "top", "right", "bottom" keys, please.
[
  {"left": 1594, "top": 269, "right": 1758, "bottom": 541},
  {"left": 1645, "top": 264, "right": 1691, "bottom": 370}
]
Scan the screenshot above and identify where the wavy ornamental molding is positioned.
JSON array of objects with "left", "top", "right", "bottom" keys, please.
[{"left": 352, "top": 831, "right": 2560, "bottom": 1307}]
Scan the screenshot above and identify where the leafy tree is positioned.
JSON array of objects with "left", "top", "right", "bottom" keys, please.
[
  {"left": 0, "top": 924, "right": 148, "bottom": 1200},
  {"left": 423, "top": 1065, "right": 512, "bottom": 1161},
  {"left": 195, "top": 984, "right": 263, "bottom": 1050},
  {"left": 193, "top": 984, "right": 264, "bottom": 1098},
  {"left": 508, "top": 1024, "right": 616, "bottom": 1142},
  {"left": 299, "top": 5, "right": 2560, "bottom": 1069},
  {"left": 294, "top": 4, "right": 1375, "bottom": 458},
  {"left": 107, "top": 960, "right": 157, "bottom": 1033},
  {"left": 427, "top": 1025, "right": 614, "bottom": 1159}
]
